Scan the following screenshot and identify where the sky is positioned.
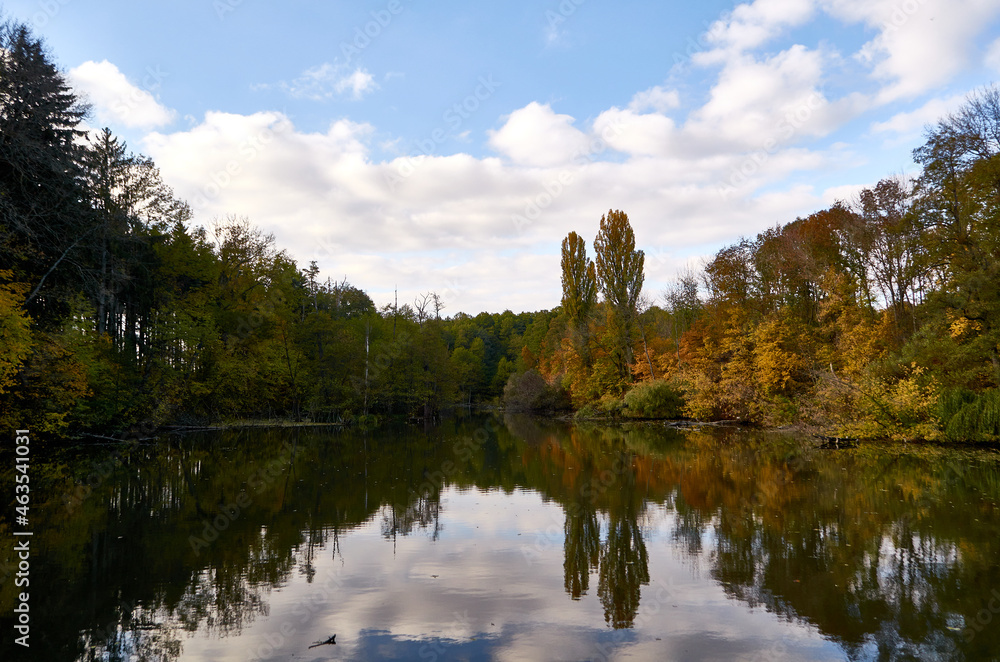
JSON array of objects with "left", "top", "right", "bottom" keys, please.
[{"left": 5, "top": 0, "right": 1000, "bottom": 314}]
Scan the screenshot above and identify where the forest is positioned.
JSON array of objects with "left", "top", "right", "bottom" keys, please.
[{"left": 3, "top": 18, "right": 1000, "bottom": 442}]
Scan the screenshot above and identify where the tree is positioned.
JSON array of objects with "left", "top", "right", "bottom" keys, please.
[
  {"left": 593, "top": 210, "right": 645, "bottom": 387},
  {"left": 913, "top": 85, "right": 1000, "bottom": 385},
  {"left": 81, "top": 128, "right": 190, "bottom": 353},
  {"left": 663, "top": 265, "right": 701, "bottom": 348},
  {"left": 852, "top": 177, "right": 928, "bottom": 337},
  {"left": 0, "top": 19, "right": 90, "bottom": 326},
  {"left": 560, "top": 231, "right": 597, "bottom": 322}
]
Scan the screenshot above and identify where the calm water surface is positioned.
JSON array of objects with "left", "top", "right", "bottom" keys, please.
[{"left": 2, "top": 414, "right": 1000, "bottom": 661}]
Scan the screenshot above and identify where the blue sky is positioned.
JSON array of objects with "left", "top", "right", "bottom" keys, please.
[{"left": 5, "top": 0, "right": 1000, "bottom": 313}]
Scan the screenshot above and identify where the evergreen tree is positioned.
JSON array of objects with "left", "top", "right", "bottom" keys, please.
[{"left": 0, "top": 19, "right": 90, "bottom": 325}]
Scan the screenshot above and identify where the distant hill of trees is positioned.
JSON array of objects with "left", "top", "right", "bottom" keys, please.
[{"left": 3, "top": 18, "right": 1000, "bottom": 441}]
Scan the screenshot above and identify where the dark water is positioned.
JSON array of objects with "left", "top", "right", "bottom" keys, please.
[{"left": 2, "top": 414, "right": 1000, "bottom": 661}]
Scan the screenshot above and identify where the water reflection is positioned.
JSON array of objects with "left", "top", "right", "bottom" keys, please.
[{"left": 0, "top": 415, "right": 998, "bottom": 661}]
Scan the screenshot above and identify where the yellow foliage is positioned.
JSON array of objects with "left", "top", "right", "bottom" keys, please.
[
  {"left": 0, "top": 272, "right": 32, "bottom": 395},
  {"left": 751, "top": 314, "right": 813, "bottom": 397},
  {"left": 837, "top": 362, "right": 942, "bottom": 441},
  {"left": 947, "top": 313, "right": 982, "bottom": 340}
]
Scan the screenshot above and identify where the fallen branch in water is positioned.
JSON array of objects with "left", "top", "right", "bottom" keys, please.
[{"left": 309, "top": 634, "right": 336, "bottom": 649}]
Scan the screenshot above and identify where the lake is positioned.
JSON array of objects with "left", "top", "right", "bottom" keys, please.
[{"left": 2, "top": 413, "right": 999, "bottom": 661}]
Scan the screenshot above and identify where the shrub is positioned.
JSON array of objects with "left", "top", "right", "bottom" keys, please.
[
  {"left": 624, "top": 379, "right": 684, "bottom": 419},
  {"left": 503, "top": 370, "right": 571, "bottom": 412},
  {"left": 837, "top": 363, "right": 941, "bottom": 441}
]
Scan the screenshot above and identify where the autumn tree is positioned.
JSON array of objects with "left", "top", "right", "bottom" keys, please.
[
  {"left": 851, "top": 177, "right": 928, "bottom": 337},
  {"left": 913, "top": 84, "right": 1000, "bottom": 386},
  {"left": 561, "top": 231, "right": 597, "bottom": 322},
  {"left": 593, "top": 210, "right": 645, "bottom": 388}
]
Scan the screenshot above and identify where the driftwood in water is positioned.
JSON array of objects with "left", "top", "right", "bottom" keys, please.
[{"left": 309, "top": 634, "right": 336, "bottom": 648}]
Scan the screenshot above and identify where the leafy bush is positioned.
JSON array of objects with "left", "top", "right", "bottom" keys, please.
[
  {"left": 938, "top": 387, "right": 1000, "bottom": 442},
  {"left": 837, "top": 363, "right": 941, "bottom": 441},
  {"left": 624, "top": 379, "right": 684, "bottom": 419},
  {"left": 503, "top": 370, "right": 571, "bottom": 412}
]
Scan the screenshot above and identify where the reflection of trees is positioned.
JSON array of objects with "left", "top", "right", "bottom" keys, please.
[
  {"left": 380, "top": 496, "right": 441, "bottom": 540},
  {"left": 174, "top": 566, "right": 270, "bottom": 635},
  {"left": 597, "top": 511, "right": 650, "bottom": 628},
  {"left": 79, "top": 608, "right": 184, "bottom": 662},
  {"left": 9, "top": 417, "right": 1000, "bottom": 661},
  {"left": 563, "top": 503, "right": 600, "bottom": 599},
  {"left": 558, "top": 440, "right": 653, "bottom": 628}
]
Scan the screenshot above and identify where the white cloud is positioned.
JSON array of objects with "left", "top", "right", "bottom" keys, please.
[
  {"left": 593, "top": 107, "right": 675, "bottom": 157},
  {"left": 687, "top": 45, "right": 841, "bottom": 152},
  {"left": 870, "top": 93, "right": 967, "bottom": 137},
  {"left": 131, "top": 3, "right": 1000, "bottom": 314},
  {"left": 487, "top": 102, "right": 591, "bottom": 167},
  {"left": 281, "top": 62, "right": 379, "bottom": 101},
  {"left": 628, "top": 86, "right": 681, "bottom": 114},
  {"left": 824, "top": 0, "right": 1000, "bottom": 102},
  {"left": 334, "top": 69, "right": 377, "bottom": 100},
  {"left": 140, "top": 99, "right": 845, "bottom": 313},
  {"left": 67, "top": 60, "right": 175, "bottom": 130},
  {"left": 697, "top": 0, "right": 816, "bottom": 64}
]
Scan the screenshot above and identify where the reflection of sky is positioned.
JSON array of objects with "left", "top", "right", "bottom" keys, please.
[{"left": 180, "top": 486, "right": 844, "bottom": 662}]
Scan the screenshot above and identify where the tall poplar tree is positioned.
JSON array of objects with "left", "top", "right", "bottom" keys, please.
[
  {"left": 593, "top": 210, "right": 644, "bottom": 386},
  {"left": 560, "top": 231, "right": 597, "bottom": 322}
]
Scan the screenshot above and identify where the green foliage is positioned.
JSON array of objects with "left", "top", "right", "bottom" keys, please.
[
  {"left": 623, "top": 379, "right": 684, "bottom": 419},
  {"left": 5, "top": 17, "right": 1000, "bottom": 440},
  {"left": 938, "top": 387, "right": 1000, "bottom": 442},
  {"left": 561, "top": 231, "right": 597, "bottom": 322},
  {"left": 594, "top": 210, "right": 645, "bottom": 384}
]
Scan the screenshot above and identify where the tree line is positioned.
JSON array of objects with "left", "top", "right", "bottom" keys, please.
[
  {"left": 3, "top": 17, "right": 1000, "bottom": 441},
  {"left": 0, "top": 19, "right": 559, "bottom": 434},
  {"left": 534, "top": 86, "right": 1000, "bottom": 441}
]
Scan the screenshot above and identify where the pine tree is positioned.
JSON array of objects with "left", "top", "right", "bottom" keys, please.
[{"left": 0, "top": 19, "right": 90, "bottom": 325}]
